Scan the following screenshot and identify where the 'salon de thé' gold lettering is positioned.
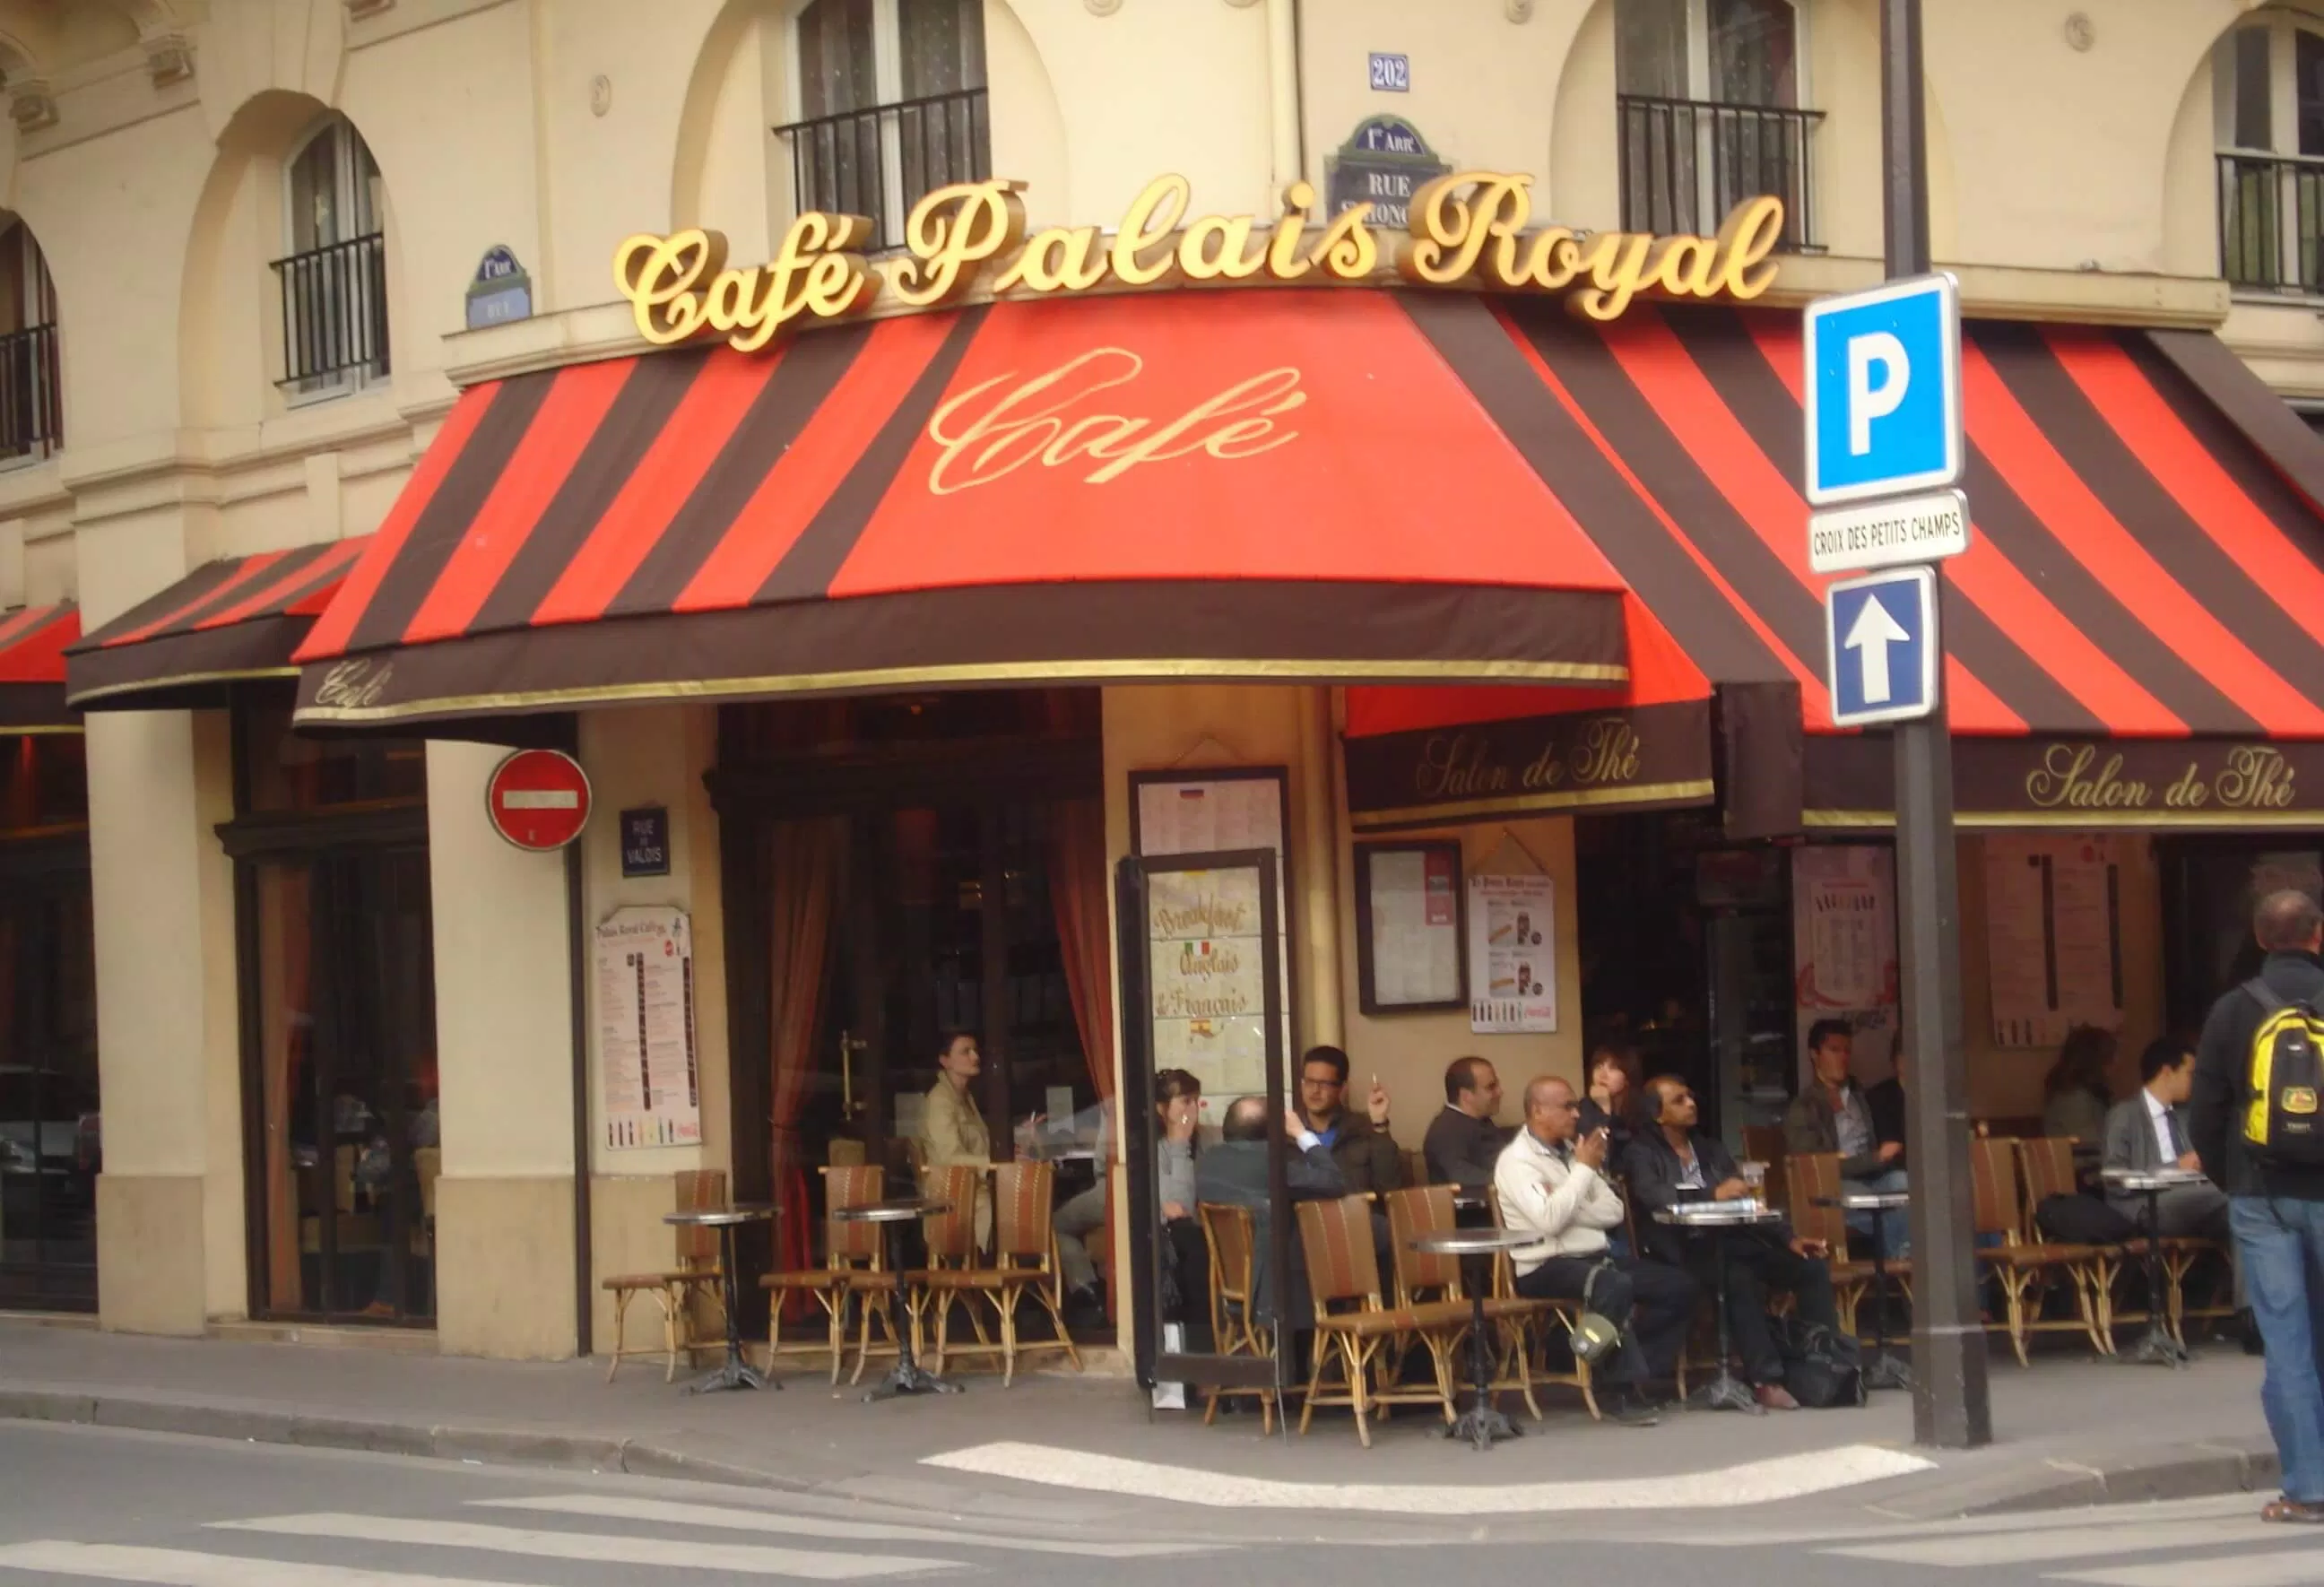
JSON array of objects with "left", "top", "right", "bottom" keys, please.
[
  {"left": 2024, "top": 742, "right": 2151, "bottom": 810},
  {"left": 924, "top": 347, "right": 1305, "bottom": 495}
]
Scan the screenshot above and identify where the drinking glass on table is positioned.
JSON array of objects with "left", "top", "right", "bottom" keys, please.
[{"left": 1738, "top": 1160, "right": 1768, "bottom": 1213}]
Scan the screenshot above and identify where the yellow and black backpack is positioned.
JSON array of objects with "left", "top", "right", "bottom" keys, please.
[{"left": 2245, "top": 980, "right": 2324, "bottom": 1168}]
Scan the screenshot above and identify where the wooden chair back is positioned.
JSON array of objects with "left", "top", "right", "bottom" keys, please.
[
  {"left": 2016, "top": 1137, "right": 2079, "bottom": 1209},
  {"left": 1970, "top": 1138, "right": 2025, "bottom": 1241},
  {"left": 820, "top": 1164, "right": 887, "bottom": 1263},
  {"left": 1786, "top": 1152, "right": 1851, "bottom": 1252},
  {"left": 827, "top": 1138, "right": 867, "bottom": 1168},
  {"left": 1383, "top": 1184, "right": 1461, "bottom": 1304},
  {"left": 672, "top": 1168, "right": 727, "bottom": 1263},
  {"left": 1200, "top": 1201, "right": 1257, "bottom": 1330},
  {"left": 1296, "top": 1195, "right": 1385, "bottom": 1320},
  {"left": 918, "top": 1165, "right": 983, "bottom": 1264},
  {"left": 992, "top": 1161, "right": 1056, "bottom": 1264},
  {"left": 1402, "top": 1149, "right": 1429, "bottom": 1190}
]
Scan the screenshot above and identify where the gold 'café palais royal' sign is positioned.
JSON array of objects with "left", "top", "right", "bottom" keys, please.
[{"left": 611, "top": 172, "right": 1787, "bottom": 352}]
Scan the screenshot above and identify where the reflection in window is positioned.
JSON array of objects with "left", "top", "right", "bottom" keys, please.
[{"left": 238, "top": 701, "right": 425, "bottom": 813}]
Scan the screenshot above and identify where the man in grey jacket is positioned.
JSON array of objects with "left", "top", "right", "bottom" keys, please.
[
  {"left": 1193, "top": 1095, "right": 1348, "bottom": 1332},
  {"left": 1783, "top": 1019, "right": 1909, "bottom": 1257},
  {"left": 2103, "top": 1036, "right": 2230, "bottom": 1242}
]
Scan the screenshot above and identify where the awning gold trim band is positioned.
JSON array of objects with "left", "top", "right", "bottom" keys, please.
[
  {"left": 1804, "top": 808, "right": 2324, "bottom": 830},
  {"left": 67, "top": 664, "right": 299, "bottom": 708},
  {"left": 1349, "top": 779, "right": 1718, "bottom": 828},
  {"left": 296, "top": 654, "right": 1631, "bottom": 725}
]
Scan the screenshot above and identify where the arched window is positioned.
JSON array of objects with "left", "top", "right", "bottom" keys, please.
[
  {"left": 1617, "top": 0, "right": 1819, "bottom": 250},
  {"left": 0, "top": 221, "right": 59, "bottom": 462},
  {"left": 778, "top": 0, "right": 989, "bottom": 253},
  {"left": 2215, "top": 11, "right": 2324, "bottom": 293},
  {"left": 273, "top": 116, "right": 387, "bottom": 398}
]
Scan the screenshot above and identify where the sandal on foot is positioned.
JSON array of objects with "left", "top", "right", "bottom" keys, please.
[{"left": 2261, "top": 1499, "right": 2324, "bottom": 1523}]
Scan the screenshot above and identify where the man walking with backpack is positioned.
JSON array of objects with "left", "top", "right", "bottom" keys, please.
[{"left": 2190, "top": 889, "right": 2324, "bottom": 1525}]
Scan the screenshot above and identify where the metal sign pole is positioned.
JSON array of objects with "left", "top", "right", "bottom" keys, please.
[{"left": 1881, "top": 0, "right": 1991, "bottom": 1450}]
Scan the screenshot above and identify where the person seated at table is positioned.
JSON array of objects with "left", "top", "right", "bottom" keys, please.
[
  {"left": 1867, "top": 1052, "right": 1907, "bottom": 1168},
  {"left": 1783, "top": 1019, "right": 1910, "bottom": 1259},
  {"left": 1493, "top": 1075, "right": 1694, "bottom": 1427},
  {"left": 1193, "top": 1095, "right": 1348, "bottom": 1343},
  {"left": 1297, "top": 1045, "right": 1405, "bottom": 1195},
  {"left": 916, "top": 1029, "right": 992, "bottom": 1249},
  {"left": 1423, "top": 1056, "right": 1512, "bottom": 1190},
  {"left": 2042, "top": 1025, "right": 2119, "bottom": 1147},
  {"left": 2104, "top": 1037, "right": 2232, "bottom": 1244},
  {"left": 1153, "top": 1069, "right": 1211, "bottom": 1346},
  {"left": 1579, "top": 1043, "right": 1643, "bottom": 1160},
  {"left": 1029, "top": 1097, "right": 1114, "bottom": 1331},
  {"left": 1627, "top": 1075, "right": 1839, "bottom": 1412}
]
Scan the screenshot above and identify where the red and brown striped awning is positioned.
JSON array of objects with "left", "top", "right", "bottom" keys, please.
[
  {"left": 65, "top": 538, "right": 369, "bottom": 712},
  {"left": 0, "top": 603, "right": 80, "bottom": 733},
  {"left": 290, "top": 291, "right": 1635, "bottom": 726},
  {"left": 1345, "top": 297, "right": 2324, "bottom": 834}
]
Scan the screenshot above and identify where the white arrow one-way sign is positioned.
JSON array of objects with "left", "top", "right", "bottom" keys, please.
[
  {"left": 1843, "top": 593, "right": 1911, "bottom": 704},
  {"left": 1825, "top": 566, "right": 1939, "bottom": 728}
]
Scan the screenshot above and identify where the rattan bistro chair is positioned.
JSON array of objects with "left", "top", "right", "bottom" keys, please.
[
  {"left": 1296, "top": 1195, "right": 1471, "bottom": 1447},
  {"left": 1386, "top": 1184, "right": 1545, "bottom": 1422},
  {"left": 1973, "top": 1138, "right": 2108, "bottom": 1366},
  {"left": 602, "top": 1169, "right": 727, "bottom": 1383},
  {"left": 1198, "top": 1201, "right": 1276, "bottom": 1432},
  {"left": 760, "top": 1164, "right": 892, "bottom": 1383},
  {"left": 922, "top": 1161, "right": 1084, "bottom": 1386},
  {"left": 1784, "top": 1152, "right": 1893, "bottom": 1339}
]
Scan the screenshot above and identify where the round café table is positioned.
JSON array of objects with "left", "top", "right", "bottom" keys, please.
[
  {"left": 831, "top": 1197, "right": 961, "bottom": 1402},
  {"left": 662, "top": 1203, "right": 778, "bottom": 1395},
  {"left": 2102, "top": 1166, "right": 2207, "bottom": 1368},
  {"left": 1407, "top": 1226, "right": 1533, "bottom": 1451},
  {"left": 1652, "top": 1201, "right": 1787, "bottom": 1414},
  {"left": 1817, "top": 1190, "right": 1912, "bottom": 1391}
]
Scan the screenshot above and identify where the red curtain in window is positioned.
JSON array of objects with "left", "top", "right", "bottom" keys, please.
[
  {"left": 767, "top": 818, "right": 843, "bottom": 1304},
  {"left": 1048, "top": 797, "right": 1114, "bottom": 1101}
]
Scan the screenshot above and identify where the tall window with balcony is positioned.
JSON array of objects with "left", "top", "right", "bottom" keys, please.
[
  {"left": 1617, "top": 0, "right": 1820, "bottom": 251},
  {"left": 776, "top": 0, "right": 990, "bottom": 254},
  {"left": 0, "top": 224, "right": 60, "bottom": 464},
  {"left": 2216, "top": 14, "right": 2324, "bottom": 295},
  {"left": 274, "top": 117, "right": 388, "bottom": 398}
]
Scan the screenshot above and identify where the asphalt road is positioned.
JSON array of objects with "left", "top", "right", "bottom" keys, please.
[{"left": 0, "top": 1421, "right": 2315, "bottom": 1587}]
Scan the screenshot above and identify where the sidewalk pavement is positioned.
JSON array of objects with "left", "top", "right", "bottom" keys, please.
[{"left": 0, "top": 1316, "right": 2283, "bottom": 1530}]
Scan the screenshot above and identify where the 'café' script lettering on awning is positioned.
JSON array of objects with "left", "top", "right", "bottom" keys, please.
[{"left": 612, "top": 175, "right": 1786, "bottom": 354}]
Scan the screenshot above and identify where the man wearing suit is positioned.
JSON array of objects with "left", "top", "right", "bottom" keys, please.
[
  {"left": 2105, "top": 1037, "right": 2232, "bottom": 1243},
  {"left": 1628, "top": 1075, "right": 1840, "bottom": 1411},
  {"left": 1193, "top": 1095, "right": 1348, "bottom": 1334}
]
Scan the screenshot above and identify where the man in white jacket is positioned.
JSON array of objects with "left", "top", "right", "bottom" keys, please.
[{"left": 1495, "top": 1075, "right": 1699, "bottom": 1426}]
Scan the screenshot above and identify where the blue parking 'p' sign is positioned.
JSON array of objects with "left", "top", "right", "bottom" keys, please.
[{"left": 1803, "top": 273, "right": 1963, "bottom": 507}]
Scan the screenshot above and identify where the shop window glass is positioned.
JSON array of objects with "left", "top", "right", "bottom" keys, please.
[
  {"left": 239, "top": 702, "right": 425, "bottom": 813},
  {"left": 1709, "top": 0, "right": 1797, "bottom": 107},
  {"left": 0, "top": 736, "right": 86, "bottom": 833},
  {"left": 798, "top": 0, "right": 876, "bottom": 119},
  {"left": 0, "top": 870, "right": 98, "bottom": 1309}
]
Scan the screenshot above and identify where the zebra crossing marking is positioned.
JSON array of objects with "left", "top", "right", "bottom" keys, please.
[
  {"left": 470, "top": 1493, "right": 1201, "bottom": 1557},
  {"left": 0, "top": 1541, "right": 533, "bottom": 1587},
  {"left": 211, "top": 1513, "right": 958, "bottom": 1580}
]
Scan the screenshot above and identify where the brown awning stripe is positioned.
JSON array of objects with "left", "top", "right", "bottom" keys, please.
[{"left": 66, "top": 541, "right": 367, "bottom": 710}]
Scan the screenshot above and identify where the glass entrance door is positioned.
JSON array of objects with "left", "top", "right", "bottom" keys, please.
[
  {"left": 0, "top": 861, "right": 97, "bottom": 1310},
  {"left": 252, "top": 846, "right": 437, "bottom": 1322}
]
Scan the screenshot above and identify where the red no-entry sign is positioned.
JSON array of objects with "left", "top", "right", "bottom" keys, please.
[{"left": 485, "top": 749, "right": 592, "bottom": 851}]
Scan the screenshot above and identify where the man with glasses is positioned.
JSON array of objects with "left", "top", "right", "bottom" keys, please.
[
  {"left": 1495, "top": 1075, "right": 1695, "bottom": 1427},
  {"left": 1296, "top": 1045, "right": 1405, "bottom": 1195}
]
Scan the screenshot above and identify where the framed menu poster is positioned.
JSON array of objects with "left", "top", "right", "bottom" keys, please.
[
  {"left": 1469, "top": 872, "right": 1557, "bottom": 1034},
  {"left": 1355, "top": 839, "right": 1465, "bottom": 1013}
]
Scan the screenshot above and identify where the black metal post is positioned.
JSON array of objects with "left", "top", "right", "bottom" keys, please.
[{"left": 1883, "top": 0, "right": 1990, "bottom": 1451}]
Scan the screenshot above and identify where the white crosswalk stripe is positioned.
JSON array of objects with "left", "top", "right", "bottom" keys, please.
[
  {"left": 469, "top": 1493, "right": 1204, "bottom": 1557},
  {"left": 1805, "top": 1506, "right": 2324, "bottom": 1587},
  {"left": 2051, "top": 1552, "right": 2324, "bottom": 1587},
  {"left": 210, "top": 1513, "right": 958, "bottom": 1579},
  {"left": 0, "top": 1542, "right": 535, "bottom": 1587},
  {"left": 1825, "top": 1515, "right": 2285, "bottom": 1566}
]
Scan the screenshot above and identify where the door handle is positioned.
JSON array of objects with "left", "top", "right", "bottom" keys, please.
[{"left": 839, "top": 1031, "right": 869, "bottom": 1119}]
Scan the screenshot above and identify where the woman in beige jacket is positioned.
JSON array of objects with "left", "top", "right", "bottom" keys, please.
[{"left": 918, "top": 1030, "right": 993, "bottom": 1247}]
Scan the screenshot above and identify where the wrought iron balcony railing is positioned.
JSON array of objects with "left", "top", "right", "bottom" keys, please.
[
  {"left": 774, "top": 87, "right": 992, "bottom": 255},
  {"left": 271, "top": 232, "right": 390, "bottom": 389},
  {"left": 1618, "top": 93, "right": 1823, "bottom": 252},
  {"left": 2219, "top": 152, "right": 2324, "bottom": 296}
]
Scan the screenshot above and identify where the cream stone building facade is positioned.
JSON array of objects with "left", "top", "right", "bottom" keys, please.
[{"left": 0, "top": 0, "right": 2317, "bottom": 1363}]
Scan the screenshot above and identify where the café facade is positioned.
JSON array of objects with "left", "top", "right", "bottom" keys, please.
[{"left": 51, "top": 166, "right": 2324, "bottom": 1361}]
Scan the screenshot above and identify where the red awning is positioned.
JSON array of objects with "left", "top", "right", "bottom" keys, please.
[
  {"left": 1346, "top": 298, "right": 2324, "bottom": 833},
  {"left": 66, "top": 538, "right": 369, "bottom": 711},
  {"left": 290, "top": 291, "right": 1632, "bottom": 726},
  {"left": 0, "top": 603, "right": 79, "bottom": 732}
]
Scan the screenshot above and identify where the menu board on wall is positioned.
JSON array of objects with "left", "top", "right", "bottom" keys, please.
[
  {"left": 1133, "top": 769, "right": 1292, "bottom": 1097},
  {"left": 594, "top": 905, "right": 703, "bottom": 1150},
  {"left": 1357, "top": 842, "right": 1464, "bottom": 1012},
  {"left": 1468, "top": 873, "right": 1557, "bottom": 1034},
  {"left": 1984, "top": 836, "right": 2124, "bottom": 1049},
  {"left": 1145, "top": 863, "right": 1271, "bottom": 1106},
  {"left": 1791, "top": 846, "right": 1900, "bottom": 1080}
]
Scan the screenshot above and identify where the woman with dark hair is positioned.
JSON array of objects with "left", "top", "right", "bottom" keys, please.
[
  {"left": 2042, "top": 1025, "right": 2119, "bottom": 1144},
  {"left": 1579, "top": 1042, "right": 1643, "bottom": 1156},
  {"left": 1153, "top": 1069, "right": 1211, "bottom": 1344}
]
